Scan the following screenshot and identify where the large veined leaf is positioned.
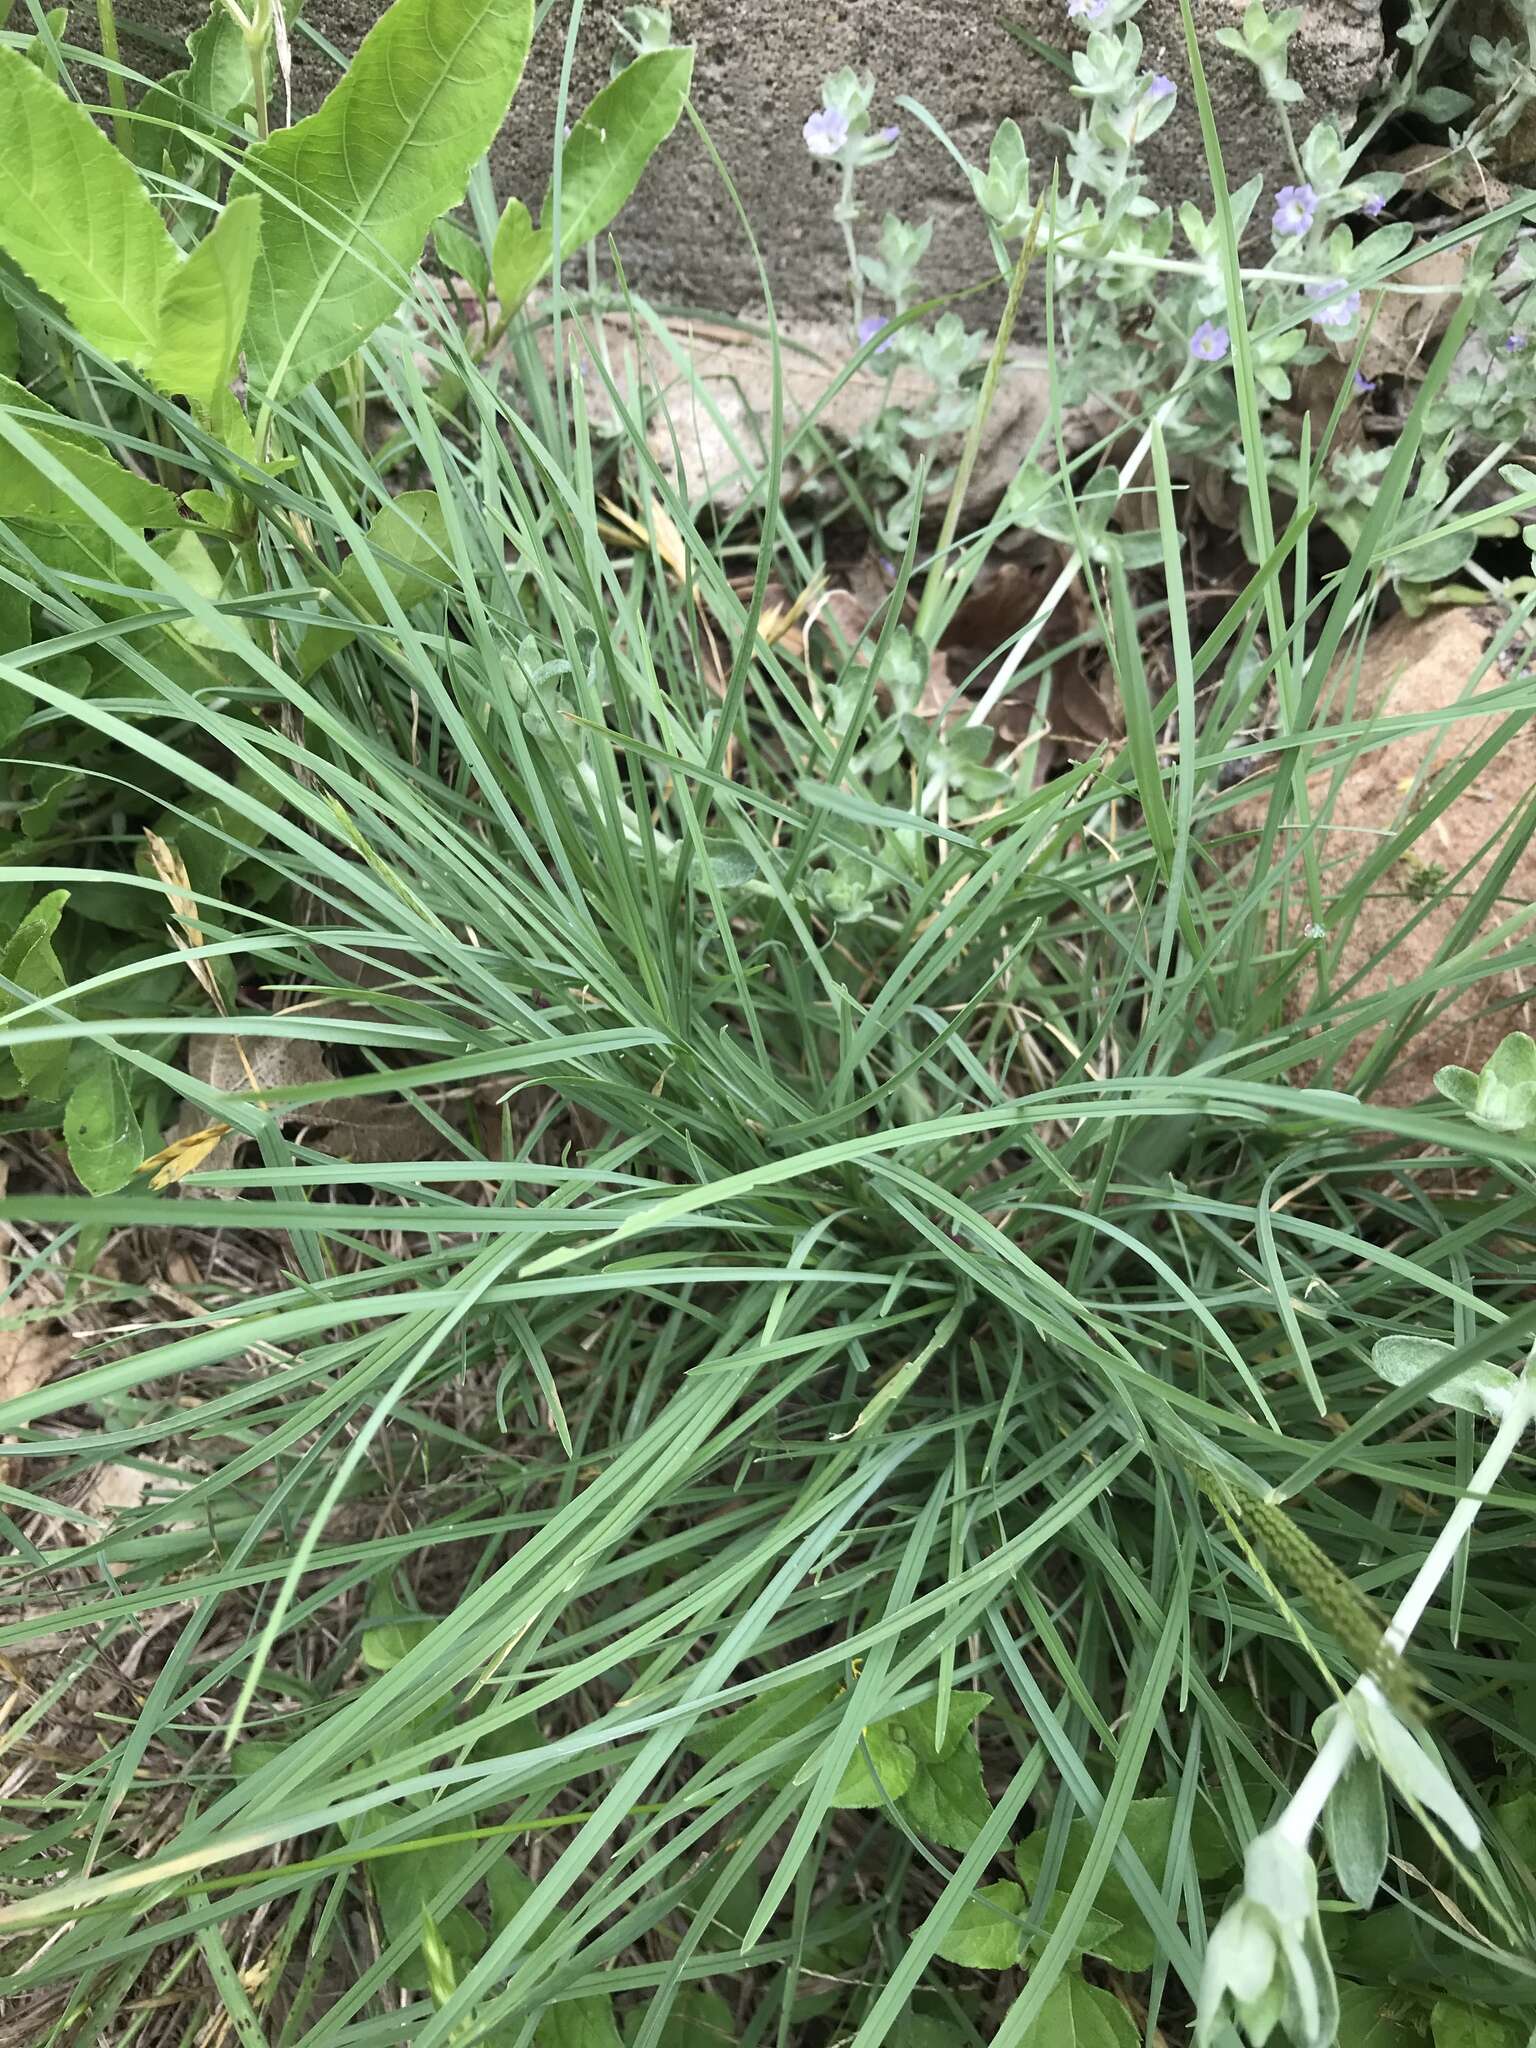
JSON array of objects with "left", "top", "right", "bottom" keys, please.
[
  {"left": 0, "top": 377, "right": 180, "bottom": 528},
  {"left": 0, "top": 44, "right": 179, "bottom": 369},
  {"left": 153, "top": 196, "right": 263, "bottom": 408},
  {"left": 492, "top": 47, "right": 693, "bottom": 315},
  {"left": 231, "top": 0, "right": 534, "bottom": 396}
]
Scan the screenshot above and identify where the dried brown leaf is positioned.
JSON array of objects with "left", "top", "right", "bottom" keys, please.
[
  {"left": 0, "top": 1319, "right": 73, "bottom": 1407},
  {"left": 1358, "top": 248, "right": 1470, "bottom": 380}
]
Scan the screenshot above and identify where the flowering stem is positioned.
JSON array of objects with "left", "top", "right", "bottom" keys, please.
[
  {"left": 1274, "top": 1374, "right": 1536, "bottom": 1851},
  {"left": 837, "top": 157, "right": 864, "bottom": 330}
]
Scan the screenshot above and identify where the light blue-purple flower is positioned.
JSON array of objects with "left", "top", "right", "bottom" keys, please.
[
  {"left": 1144, "top": 72, "right": 1175, "bottom": 100},
  {"left": 1352, "top": 369, "right": 1376, "bottom": 395},
  {"left": 1272, "top": 183, "right": 1316, "bottom": 236},
  {"left": 1505, "top": 331, "right": 1527, "bottom": 353},
  {"left": 1189, "top": 319, "right": 1230, "bottom": 363},
  {"left": 877, "top": 123, "right": 900, "bottom": 144},
  {"left": 857, "top": 313, "right": 892, "bottom": 353},
  {"left": 1360, "top": 191, "right": 1386, "bottom": 218},
  {"left": 1067, "top": 0, "right": 1111, "bottom": 18},
  {"left": 1306, "top": 280, "right": 1361, "bottom": 330},
  {"left": 803, "top": 106, "right": 850, "bottom": 158}
]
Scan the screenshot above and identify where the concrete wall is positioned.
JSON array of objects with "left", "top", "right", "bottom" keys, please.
[{"left": 126, "top": 1, "right": 1385, "bottom": 320}]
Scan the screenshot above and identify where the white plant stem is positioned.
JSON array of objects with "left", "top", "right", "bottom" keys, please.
[{"left": 1274, "top": 1375, "right": 1536, "bottom": 1851}]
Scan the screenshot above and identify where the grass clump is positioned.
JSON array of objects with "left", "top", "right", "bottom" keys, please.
[{"left": 2, "top": 3, "right": 1536, "bottom": 2045}]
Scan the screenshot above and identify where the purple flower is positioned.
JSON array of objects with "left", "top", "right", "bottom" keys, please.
[
  {"left": 877, "top": 123, "right": 900, "bottom": 143},
  {"left": 1272, "top": 182, "right": 1317, "bottom": 236},
  {"left": 857, "top": 313, "right": 892, "bottom": 353},
  {"left": 803, "top": 106, "right": 850, "bottom": 158},
  {"left": 1504, "top": 331, "right": 1527, "bottom": 353},
  {"left": 1352, "top": 369, "right": 1376, "bottom": 395},
  {"left": 1189, "top": 319, "right": 1230, "bottom": 363},
  {"left": 1066, "top": 0, "right": 1110, "bottom": 18},
  {"left": 1360, "top": 191, "right": 1386, "bottom": 218},
  {"left": 1144, "top": 72, "right": 1176, "bottom": 100},
  {"left": 1306, "top": 279, "right": 1361, "bottom": 330}
]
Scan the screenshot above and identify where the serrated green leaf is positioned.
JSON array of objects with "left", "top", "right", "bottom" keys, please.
[
  {"left": 153, "top": 195, "right": 262, "bottom": 408},
  {"left": 934, "top": 1879, "right": 1025, "bottom": 1968},
  {"left": 685, "top": 1673, "right": 828, "bottom": 1781},
  {"left": 0, "top": 376, "right": 180, "bottom": 529},
  {"left": 231, "top": 0, "right": 534, "bottom": 396},
  {"left": 0, "top": 44, "right": 179, "bottom": 368},
  {"left": 0, "top": 887, "right": 71, "bottom": 1100},
  {"left": 298, "top": 491, "right": 454, "bottom": 677},
  {"left": 1013, "top": 1973, "right": 1138, "bottom": 2046},
  {"left": 540, "top": 1994, "right": 622, "bottom": 2047},
  {"left": 894, "top": 1689, "right": 993, "bottom": 1847},
  {"left": 1014, "top": 1796, "right": 1187, "bottom": 1973},
  {"left": 64, "top": 1057, "right": 142, "bottom": 1196},
  {"left": 829, "top": 1714, "right": 917, "bottom": 1806}
]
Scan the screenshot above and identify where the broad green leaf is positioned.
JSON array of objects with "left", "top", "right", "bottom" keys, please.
[
  {"left": 1335, "top": 1983, "right": 1429, "bottom": 2046},
  {"left": 1015, "top": 1796, "right": 1196, "bottom": 1973},
  {"left": 686, "top": 1673, "right": 828, "bottom": 1780},
  {"left": 1371, "top": 1336, "right": 1520, "bottom": 1424},
  {"left": 231, "top": 0, "right": 535, "bottom": 396},
  {"left": 1027, "top": 1890, "right": 1126, "bottom": 1962},
  {"left": 433, "top": 215, "right": 490, "bottom": 298},
  {"left": 1433, "top": 1064, "right": 1479, "bottom": 1112},
  {"left": 894, "top": 1689, "right": 993, "bottom": 1847},
  {"left": 133, "top": 1, "right": 254, "bottom": 174},
  {"left": 361, "top": 1610, "right": 435, "bottom": 1670},
  {"left": 1430, "top": 2004, "right": 1526, "bottom": 2048},
  {"left": 64, "top": 1057, "right": 142, "bottom": 1196},
  {"left": 540, "top": 1995, "right": 622, "bottom": 2048},
  {"left": 153, "top": 195, "right": 262, "bottom": 408},
  {"left": 494, "top": 47, "right": 693, "bottom": 313},
  {"left": 0, "top": 583, "right": 30, "bottom": 749},
  {"left": 0, "top": 44, "right": 178, "bottom": 368},
  {"left": 0, "top": 296, "right": 17, "bottom": 380},
  {"left": 484, "top": 1856, "right": 562, "bottom": 1950},
  {"left": 545, "top": 49, "right": 693, "bottom": 262},
  {"left": 1012, "top": 1973, "right": 1138, "bottom": 2047},
  {"left": 19, "top": 765, "right": 78, "bottom": 842},
  {"left": 933, "top": 1879, "right": 1025, "bottom": 1969},
  {"left": 829, "top": 1715, "right": 918, "bottom": 1807},
  {"left": 345, "top": 1800, "right": 481, "bottom": 1989},
  {"left": 0, "top": 377, "right": 180, "bottom": 528},
  {"left": 491, "top": 195, "right": 546, "bottom": 316},
  {"left": 298, "top": 492, "right": 454, "bottom": 677},
  {"left": 0, "top": 888, "right": 71, "bottom": 1100},
  {"left": 622, "top": 1988, "right": 732, "bottom": 2044}
]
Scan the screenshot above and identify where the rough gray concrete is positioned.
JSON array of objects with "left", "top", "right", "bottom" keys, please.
[{"left": 125, "top": 0, "right": 1386, "bottom": 320}]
